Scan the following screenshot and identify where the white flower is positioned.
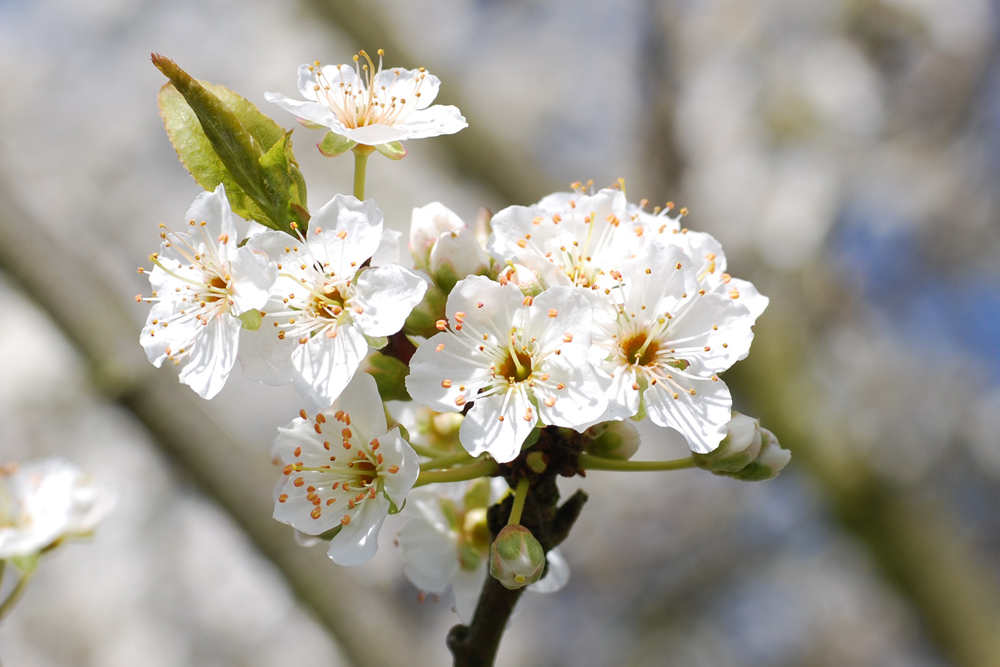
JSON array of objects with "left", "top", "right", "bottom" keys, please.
[
  {"left": 240, "top": 194, "right": 427, "bottom": 407},
  {"left": 265, "top": 51, "right": 467, "bottom": 147},
  {"left": 648, "top": 225, "right": 769, "bottom": 321},
  {"left": 0, "top": 458, "right": 115, "bottom": 560},
  {"left": 406, "top": 276, "right": 607, "bottom": 462},
  {"left": 272, "top": 372, "right": 418, "bottom": 566},
  {"left": 140, "top": 185, "right": 277, "bottom": 399},
  {"left": 589, "top": 242, "right": 756, "bottom": 453},
  {"left": 487, "top": 188, "right": 646, "bottom": 291},
  {"left": 398, "top": 480, "right": 568, "bottom": 622}
]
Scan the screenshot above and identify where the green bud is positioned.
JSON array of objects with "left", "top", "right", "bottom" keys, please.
[
  {"left": 489, "top": 525, "right": 546, "bottom": 590},
  {"left": 693, "top": 412, "right": 762, "bottom": 473},
  {"left": 317, "top": 131, "right": 358, "bottom": 157},
  {"left": 525, "top": 451, "right": 548, "bottom": 474},
  {"left": 727, "top": 428, "right": 790, "bottom": 481},
  {"left": 584, "top": 421, "right": 641, "bottom": 460}
]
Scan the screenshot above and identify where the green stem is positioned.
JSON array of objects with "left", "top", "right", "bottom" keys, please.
[
  {"left": 414, "top": 458, "right": 497, "bottom": 487},
  {"left": 0, "top": 567, "right": 34, "bottom": 622},
  {"left": 507, "top": 477, "right": 530, "bottom": 526},
  {"left": 421, "top": 451, "right": 477, "bottom": 471},
  {"left": 577, "top": 452, "right": 695, "bottom": 472},
  {"left": 408, "top": 442, "right": 447, "bottom": 459},
  {"left": 352, "top": 146, "right": 373, "bottom": 200}
]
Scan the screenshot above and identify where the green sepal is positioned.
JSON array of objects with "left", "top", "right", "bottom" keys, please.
[
  {"left": 315, "top": 525, "right": 344, "bottom": 541},
  {"left": 375, "top": 141, "right": 408, "bottom": 161},
  {"left": 388, "top": 497, "right": 406, "bottom": 515},
  {"left": 439, "top": 497, "right": 461, "bottom": 530},
  {"left": 238, "top": 309, "right": 262, "bottom": 331},
  {"left": 365, "top": 354, "right": 411, "bottom": 402},
  {"left": 521, "top": 427, "right": 542, "bottom": 450},
  {"left": 317, "top": 131, "right": 357, "bottom": 157},
  {"left": 364, "top": 334, "right": 389, "bottom": 350},
  {"left": 8, "top": 552, "right": 39, "bottom": 575},
  {"left": 463, "top": 478, "right": 492, "bottom": 510},
  {"left": 298, "top": 118, "right": 326, "bottom": 130},
  {"left": 153, "top": 54, "right": 308, "bottom": 235}
]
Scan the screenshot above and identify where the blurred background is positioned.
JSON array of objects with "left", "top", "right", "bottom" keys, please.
[{"left": 0, "top": 0, "right": 999, "bottom": 665}]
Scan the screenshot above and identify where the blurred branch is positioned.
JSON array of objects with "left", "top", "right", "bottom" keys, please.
[
  {"left": 300, "top": 0, "right": 561, "bottom": 207},
  {"left": 727, "top": 281, "right": 1000, "bottom": 667},
  {"left": 0, "top": 174, "right": 431, "bottom": 667}
]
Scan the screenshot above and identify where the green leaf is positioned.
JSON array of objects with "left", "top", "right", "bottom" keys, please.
[
  {"left": 364, "top": 354, "right": 411, "bottom": 402},
  {"left": 153, "top": 54, "right": 308, "bottom": 234},
  {"left": 375, "top": 141, "right": 408, "bottom": 161},
  {"left": 317, "top": 131, "right": 357, "bottom": 157}
]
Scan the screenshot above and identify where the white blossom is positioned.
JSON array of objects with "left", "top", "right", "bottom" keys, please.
[
  {"left": 240, "top": 194, "right": 426, "bottom": 407},
  {"left": 410, "top": 203, "right": 490, "bottom": 291},
  {"left": 265, "top": 51, "right": 467, "bottom": 146},
  {"left": 272, "top": 372, "right": 418, "bottom": 566},
  {"left": 140, "top": 185, "right": 276, "bottom": 399},
  {"left": 589, "top": 242, "right": 756, "bottom": 453},
  {"left": 487, "top": 188, "right": 646, "bottom": 291},
  {"left": 648, "top": 225, "right": 769, "bottom": 321},
  {"left": 0, "top": 458, "right": 115, "bottom": 560},
  {"left": 406, "top": 276, "right": 607, "bottom": 462}
]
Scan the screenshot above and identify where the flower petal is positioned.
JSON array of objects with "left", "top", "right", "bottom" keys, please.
[
  {"left": 326, "top": 493, "right": 390, "bottom": 566},
  {"left": 352, "top": 265, "right": 428, "bottom": 337}
]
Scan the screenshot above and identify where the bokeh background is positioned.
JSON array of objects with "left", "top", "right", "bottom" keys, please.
[{"left": 1, "top": 0, "right": 999, "bottom": 665}]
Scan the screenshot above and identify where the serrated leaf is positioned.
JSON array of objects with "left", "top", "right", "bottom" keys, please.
[
  {"left": 317, "top": 131, "right": 357, "bottom": 157},
  {"left": 153, "top": 54, "right": 308, "bottom": 234},
  {"left": 375, "top": 141, "right": 408, "bottom": 161}
]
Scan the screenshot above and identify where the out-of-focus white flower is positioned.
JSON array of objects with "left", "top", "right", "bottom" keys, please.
[
  {"left": 406, "top": 276, "right": 607, "bottom": 462},
  {"left": 241, "top": 194, "right": 426, "bottom": 407},
  {"left": 272, "top": 372, "right": 418, "bottom": 566},
  {"left": 140, "top": 185, "right": 276, "bottom": 399},
  {"left": 487, "top": 188, "right": 645, "bottom": 290},
  {"left": 0, "top": 458, "right": 115, "bottom": 560},
  {"left": 589, "top": 243, "right": 755, "bottom": 453},
  {"left": 265, "top": 51, "right": 467, "bottom": 147},
  {"left": 398, "top": 479, "right": 568, "bottom": 622}
]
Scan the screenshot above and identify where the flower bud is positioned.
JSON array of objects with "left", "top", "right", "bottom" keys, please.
[
  {"left": 429, "top": 227, "right": 490, "bottom": 294},
  {"left": 409, "top": 203, "right": 466, "bottom": 269},
  {"left": 584, "top": 421, "right": 641, "bottom": 460},
  {"left": 693, "top": 412, "right": 762, "bottom": 474},
  {"left": 727, "top": 428, "right": 790, "bottom": 481},
  {"left": 497, "top": 263, "right": 544, "bottom": 297},
  {"left": 489, "top": 525, "right": 546, "bottom": 590}
]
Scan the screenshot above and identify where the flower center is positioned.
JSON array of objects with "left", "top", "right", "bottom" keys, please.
[
  {"left": 310, "top": 285, "right": 346, "bottom": 320},
  {"left": 496, "top": 349, "right": 533, "bottom": 383},
  {"left": 204, "top": 275, "right": 229, "bottom": 303},
  {"left": 622, "top": 332, "right": 659, "bottom": 366}
]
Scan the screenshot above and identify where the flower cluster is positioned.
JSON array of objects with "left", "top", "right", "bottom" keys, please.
[{"left": 141, "top": 54, "right": 787, "bottom": 630}]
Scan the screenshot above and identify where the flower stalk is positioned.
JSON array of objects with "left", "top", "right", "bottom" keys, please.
[
  {"left": 352, "top": 144, "right": 375, "bottom": 200},
  {"left": 507, "top": 476, "right": 530, "bottom": 526},
  {"left": 0, "top": 567, "right": 35, "bottom": 622},
  {"left": 414, "top": 458, "right": 498, "bottom": 487},
  {"left": 577, "top": 452, "right": 695, "bottom": 472}
]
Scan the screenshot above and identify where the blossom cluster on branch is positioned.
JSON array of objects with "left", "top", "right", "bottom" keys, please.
[{"left": 133, "top": 51, "right": 789, "bottom": 647}]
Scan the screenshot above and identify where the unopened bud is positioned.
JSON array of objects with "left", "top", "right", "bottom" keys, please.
[
  {"left": 693, "top": 412, "right": 762, "bottom": 473},
  {"left": 525, "top": 450, "right": 548, "bottom": 473},
  {"left": 727, "top": 428, "right": 790, "bottom": 481},
  {"left": 497, "top": 263, "right": 543, "bottom": 297},
  {"left": 584, "top": 421, "right": 641, "bottom": 460},
  {"left": 489, "top": 525, "right": 546, "bottom": 590},
  {"left": 430, "top": 227, "right": 490, "bottom": 294}
]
